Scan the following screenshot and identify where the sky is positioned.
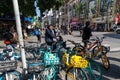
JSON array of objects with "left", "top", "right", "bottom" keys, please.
[{"left": 34, "top": 0, "right": 40, "bottom": 17}]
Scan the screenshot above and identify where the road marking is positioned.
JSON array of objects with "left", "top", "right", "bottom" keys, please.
[{"left": 110, "top": 47, "right": 120, "bottom": 52}]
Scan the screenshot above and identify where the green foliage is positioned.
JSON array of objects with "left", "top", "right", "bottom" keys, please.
[
  {"left": 0, "top": 0, "right": 65, "bottom": 17},
  {"left": 35, "top": 21, "right": 41, "bottom": 28},
  {"left": 18, "top": 0, "right": 36, "bottom": 16},
  {"left": 0, "top": 0, "right": 36, "bottom": 17},
  {"left": 75, "top": 4, "right": 79, "bottom": 13},
  {"left": 0, "top": 0, "right": 14, "bottom": 17},
  {"left": 116, "top": 2, "right": 120, "bottom": 13}
]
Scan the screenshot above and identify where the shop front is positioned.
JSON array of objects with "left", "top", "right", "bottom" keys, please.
[{"left": 92, "top": 16, "right": 114, "bottom": 31}]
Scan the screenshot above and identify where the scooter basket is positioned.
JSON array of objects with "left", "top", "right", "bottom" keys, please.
[{"left": 0, "top": 60, "right": 17, "bottom": 72}]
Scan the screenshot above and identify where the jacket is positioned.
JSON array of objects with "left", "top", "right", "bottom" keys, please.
[
  {"left": 45, "top": 28, "right": 56, "bottom": 44},
  {"left": 82, "top": 26, "right": 92, "bottom": 40}
]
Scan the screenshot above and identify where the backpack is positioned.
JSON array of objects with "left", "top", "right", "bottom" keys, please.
[{"left": 4, "top": 32, "right": 13, "bottom": 40}]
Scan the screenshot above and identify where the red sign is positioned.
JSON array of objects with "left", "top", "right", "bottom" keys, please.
[
  {"left": 115, "top": 14, "right": 120, "bottom": 24},
  {"left": 70, "top": 18, "right": 78, "bottom": 22}
]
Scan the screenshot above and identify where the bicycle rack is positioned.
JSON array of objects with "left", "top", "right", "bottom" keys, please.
[
  {"left": 0, "top": 60, "right": 17, "bottom": 72},
  {"left": 27, "top": 60, "right": 44, "bottom": 73}
]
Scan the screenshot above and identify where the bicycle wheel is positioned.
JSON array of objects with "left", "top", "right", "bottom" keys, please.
[
  {"left": 92, "top": 46, "right": 108, "bottom": 56},
  {"left": 7, "top": 70, "right": 21, "bottom": 80},
  {"left": 101, "top": 54, "right": 110, "bottom": 70},
  {"left": 40, "top": 65, "right": 57, "bottom": 80},
  {"left": 66, "top": 67, "right": 88, "bottom": 80},
  {"left": 29, "top": 73, "right": 41, "bottom": 80},
  {"left": 83, "top": 60, "right": 102, "bottom": 80}
]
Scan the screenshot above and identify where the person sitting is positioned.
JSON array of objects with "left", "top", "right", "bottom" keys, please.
[{"left": 45, "top": 25, "right": 57, "bottom": 50}]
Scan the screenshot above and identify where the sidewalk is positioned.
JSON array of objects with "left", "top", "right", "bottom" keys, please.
[{"left": 0, "top": 35, "right": 43, "bottom": 51}]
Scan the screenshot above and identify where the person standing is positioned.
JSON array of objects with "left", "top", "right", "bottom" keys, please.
[
  {"left": 34, "top": 28, "right": 41, "bottom": 42},
  {"left": 82, "top": 21, "right": 92, "bottom": 47}
]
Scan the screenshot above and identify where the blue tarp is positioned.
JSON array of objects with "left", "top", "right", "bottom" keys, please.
[{"left": 24, "top": 17, "right": 32, "bottom": 22}]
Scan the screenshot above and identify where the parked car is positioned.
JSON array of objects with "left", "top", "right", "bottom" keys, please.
[
  {"left": 111, "top": 24, "right": 117, "bottom": 31},
  {"left": 112, "top": 23, "right": 120, "bottom": 34},
  {"left": 115, "top": 25, "right": 120, "bottom": 34}
]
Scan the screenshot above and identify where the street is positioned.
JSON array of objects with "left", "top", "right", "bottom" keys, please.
[{"left": 0, "top": 31, "right": 120, "bottom": 80}]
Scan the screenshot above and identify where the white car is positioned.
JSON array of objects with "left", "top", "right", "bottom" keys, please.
[
  {"left": 115, "top": 25, "right": 120, "bottom": 34},
  {"left": 112, "top": 24, "right": 117, "bottom": 31}
]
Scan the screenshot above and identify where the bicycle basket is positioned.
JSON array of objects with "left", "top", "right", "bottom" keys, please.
[
  {"left": 0, "top": 60, "right": 17, "bottom": 72},
  {"left": 44, "top": 52, "right": 60, "bottom": 66},
  {"left": 27, "top": 60, "right": 44, "bottom": 73},
  {"left": 70, "top": 55, "right": 88, "bottom": 68}
]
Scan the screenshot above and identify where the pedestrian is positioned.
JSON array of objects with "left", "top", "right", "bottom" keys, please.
[
  {"left": 82, "top": 21, "right": 92, "bottom": 48},
  {"left": 34, "top": 27, "right": 41, "bottom": 42},
  {"left": 4, "top": 26, "right": 18, "bottom": 48},
  {"left": 45, "top": 25, "right": 57, "bottom": 50}
]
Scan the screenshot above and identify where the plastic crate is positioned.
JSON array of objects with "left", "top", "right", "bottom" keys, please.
[
  {"left": 70, "top": 55, "right": 88, "bottom": 68},
  {"left": 0, "top": 60, "right": 17, "bottom": 72},
  {"left": 44, "top": 53, "right": 60, "bottom": 66}
]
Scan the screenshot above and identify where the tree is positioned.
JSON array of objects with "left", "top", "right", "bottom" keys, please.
[
  {"left": 18, "top": 0, "right": 36, "bottom": 17},
  {"left": 75, "top": 1, "right": 84, "bottom": 19},
  {"left": 0, "top": 0, "right": 65, "bottom": 17},
  {"left": 0, "top": 0, "right": 14, "bottom": 17},
  {"left": 0, "top": 0, "right": 36, "bottom": 17}
]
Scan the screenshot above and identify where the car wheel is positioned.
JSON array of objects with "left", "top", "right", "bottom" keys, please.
[{"left": 116, "top": 30, "right": 120, "bottom": 34}]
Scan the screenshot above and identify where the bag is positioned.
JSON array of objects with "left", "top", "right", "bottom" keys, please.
[
  {"left": 34, "top": 29, "right": 40, "bottom": 35},
  {"left": 4, "top": 32, "right": 13, "bottom": 40}
]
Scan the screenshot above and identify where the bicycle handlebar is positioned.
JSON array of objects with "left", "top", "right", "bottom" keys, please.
[
  {"left": 67, "top": 39, "right": 84, "bottom": 49},
  {"left": 90, "top": 36, "right": 105, "bottom": 43}
]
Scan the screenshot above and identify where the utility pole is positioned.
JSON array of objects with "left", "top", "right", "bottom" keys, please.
[{"left": 12, "top": 0, "right": 27, "bottom": 69}]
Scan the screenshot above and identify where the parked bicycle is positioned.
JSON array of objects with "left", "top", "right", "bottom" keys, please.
[
  {"left": 85, "top": 36, "right": 110, "bottom": 70},
  {"left": 67, "top": 40, "right": 102, "bottom": 80},
  {"left": 0, "top": 60, "right": 20, "bottom": 80},
  {"left": 62, "top": 40, "right": 89, "bottom": 80}
]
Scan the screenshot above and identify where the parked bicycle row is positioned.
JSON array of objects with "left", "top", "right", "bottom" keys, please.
[{"left": 0, "top": 35, "right": 110, "bottom": 80}]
